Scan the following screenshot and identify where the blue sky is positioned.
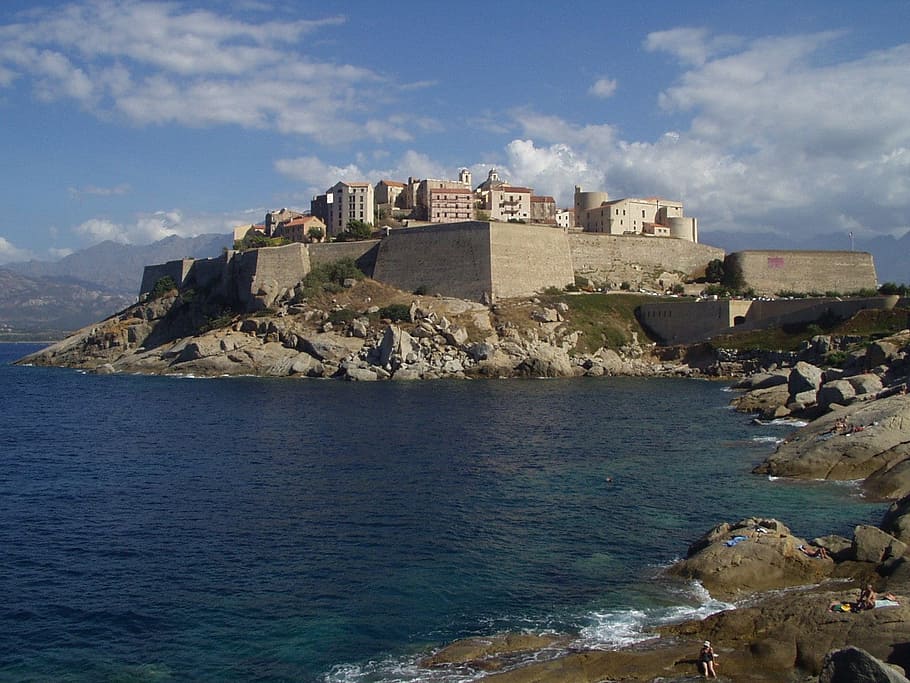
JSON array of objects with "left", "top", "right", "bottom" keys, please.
[{"left": 1, "top": 0, "right": 909, "bottom": 264}]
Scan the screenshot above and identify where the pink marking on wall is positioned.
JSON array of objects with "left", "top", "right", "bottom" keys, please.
[{"left": 767, "top": 256, "right": 785, "bottom": 268}]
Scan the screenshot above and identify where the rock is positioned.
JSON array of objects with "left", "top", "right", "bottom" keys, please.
[
  {"left": 443, "top": 325, "right": 469, "bottom": 346},
  {"left": 754, "top": 395, "right": 910, "bottom": 480},
  {"left": 864, "top": 460, "right": 910, "bottom": 501},
  {"left": 867, "top": 341, "right": 901, "bottom": 370},
  {"left": 789, "top": 361, "right": 824, "bottom": 398},
  {"left": 820, "top": 646, "right": 910, "bottom": 683},
  {"left": 733, "top": 370, "right": 790, "bottom": 391},
  {"left": 289, "top": 353, "right": 325, "bottom": 377},
  {"left": 882, "top": 495, "right": 910, "bottom": 544},
  {"left": 350, "top": 320, "right": 369, "bottom": 338},
  {"left": 467, "top": 342, "right": 495, "bottom": 361},
  {"left": 853, "top": 524, "right": 908, "bottom": 564},
  {"left": 341, "top": 365, "right": 378, "bottom": 381},
  {"left": 729, "top": 384, "right": 791, "bottom": 419},
  {"left": 850, "top": 373, "right": 885, "bottom": 396},
  {"left": 379, "top": 325, "right": 415, "bottom": 368},
  {"left": 666, "top": 518, "right": 833, "bottom": 599},
  {"left": 515, "top": 344, "right": 574, "bottom": 378},
  {"left": 817, "top": 379, "right": 857, "bottom": 410},
  {"left": 299, "top": 336, "right": 351, "bottom": 363}
]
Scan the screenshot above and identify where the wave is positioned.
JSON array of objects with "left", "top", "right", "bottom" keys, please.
[{"left": 324, "top": 582, "right": 732, "bottom": 682}]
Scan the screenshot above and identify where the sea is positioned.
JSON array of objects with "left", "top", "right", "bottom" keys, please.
[{"left": 0, "top": 342, "right": 886, "bottom": 682}]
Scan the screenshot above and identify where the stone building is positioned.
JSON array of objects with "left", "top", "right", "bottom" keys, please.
[
  {"left": 273, "top": 215, "right": 326, "bottom": 243},
  {"left": 530, "top": 195, "right": 557, "bottom": 225},
  {"left": 428, "top": 187, "right": 473, "bottom": 223},
  {"left": 574, "top": 186, "right": 698, "bottom": 243},
  {"left": 375, "top": 179, "right": 406, "bottom": 210},
  {"left": 325, "top": 181, "right": 375, "bottom": 238}
]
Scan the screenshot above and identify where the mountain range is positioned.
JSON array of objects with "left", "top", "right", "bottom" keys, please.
[{"left": 0, "top": 230, "right": 905, "bottom": 340}]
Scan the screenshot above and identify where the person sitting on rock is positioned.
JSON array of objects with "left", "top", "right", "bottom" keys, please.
[
  {"left": 698, "top": 640, "right": 718, "bottom": 678},
  {"left": 857, "top": 584, "right": 877, "bottom": 611}
]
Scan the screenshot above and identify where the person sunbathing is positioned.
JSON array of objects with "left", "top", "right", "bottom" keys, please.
[
  {"left": 857, "top": 584, "right": 877, "bottom": 611},
  {"left": 798, "top": 544, "right": 829, "bottom": 559}
]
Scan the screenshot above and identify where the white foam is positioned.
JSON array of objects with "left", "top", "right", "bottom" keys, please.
[{"left": 751, "top": 435, "right": 783, "bottom": 444}]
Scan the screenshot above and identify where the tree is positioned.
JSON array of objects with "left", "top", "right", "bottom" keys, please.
[
  {"left": 342, "top": 219, "right": 373, "bottom": 240},
  {"left": 705, "top": 259, "right": 725, "bottom": 283},
  {"left": 307, "top": 226, "right": 325, "bottom": 243}
]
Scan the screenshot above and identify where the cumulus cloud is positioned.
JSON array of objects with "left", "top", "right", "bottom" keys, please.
[
  {"left": 588, "top": 77, "right": 617, "bottom": 99},
  {"left": 0, "top": 236, "right": 32, "bottom": 264},
  {"left": 72, "top": 208, "right": 258, "bottom": 245},
  {"left": 492, "top": 30, "right": 910, "bottom": 240},
  {"left": 0, "top": 1, "right": 411, "bottom": 141}
]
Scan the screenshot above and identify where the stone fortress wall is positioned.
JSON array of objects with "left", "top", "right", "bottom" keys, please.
[
  {"left": 139, "top": 223, "right": 881, "bottom": 330},
  {"left": 728, "top": 250, "right": 877, "bottom": 296},
  {"left": 372, "top": 222, "right": 495, "bottom": 301},
  {"left": 568, "top": 233, "right": 725, "bottom": 289}
]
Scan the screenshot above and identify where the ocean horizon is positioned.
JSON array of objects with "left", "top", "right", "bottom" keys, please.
[{"left": 1, "top": 343, "right": 885, "bottom": 681}]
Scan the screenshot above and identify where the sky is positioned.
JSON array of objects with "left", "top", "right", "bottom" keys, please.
[{"left": 1, "top": 0, "right": 909, "bottom": 265}]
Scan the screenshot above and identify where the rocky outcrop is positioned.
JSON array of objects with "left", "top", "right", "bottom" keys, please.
[
  {"left": 666, "top": 517, "right": 835, "bottom": 599},
  {"left": 820, "top": 646, "right": 910, "bottom": 683}
]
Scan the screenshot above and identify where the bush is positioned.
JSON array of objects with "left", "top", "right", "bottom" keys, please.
[
  {"left": 149, "top": 276, "right": 178, "bottom": 300},
  {"left": 328, "top": 308, "right": 356, "bottom": 325},
  {"left": 620, "top": 281, "right": 631, "bottom": 291},
  {"left": 297, "top": 258, "right": 365, "bottom": 298},
  {"left": 377, "top": 303, "right": 411, "bottom": 322}
]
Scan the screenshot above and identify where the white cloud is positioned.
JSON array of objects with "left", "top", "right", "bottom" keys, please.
[
  {"left": 0, "top": 236, "right": 32, "bottom": 264},
  {"left": 588, "top": 77, "right": 617, "bottom": 99},
  {"left": 0, "top": 1, "right": 412, "bottom": 141},
  {"left": 68, "top": 183, "right": 131, "bottom": 199},
  {"left": 72, "top": 208, "right": 259, "bottom": 246}
]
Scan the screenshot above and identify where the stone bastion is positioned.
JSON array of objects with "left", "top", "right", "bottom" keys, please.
[{"left": 138, "top": 222, "right": 877, "bottom": 313}]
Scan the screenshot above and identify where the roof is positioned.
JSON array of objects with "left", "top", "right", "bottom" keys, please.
[
  {"left": 531, "top": 195, "right": 555, "bottom": 202},
  {"left": 499, "top": 185, "right": 532, "bottom": 193},
  {"left": 378, "top": 179, "right": 406, "bottom": 187}
]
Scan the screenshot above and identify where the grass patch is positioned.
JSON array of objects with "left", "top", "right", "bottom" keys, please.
[{"left": 709, "top": 307, "right": 910, "bottom": 352}]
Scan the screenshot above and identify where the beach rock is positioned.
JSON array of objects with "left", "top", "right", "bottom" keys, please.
[
  {"left": 853, "top": 525, "right": 908, "bottom": 564},
  {"left": 515, "top": 344, "right": 574, "bottom": 378},
  {"left": 817, "top": 380, "right": 857, "bottom": 410},
  {"left": 666, "top": 518, "right": 833, "bottom": 599},
  {"left": 849, "top": 373, "right": 886, "bottom": 396},
  {"left": 882, "top": 495, "right": 910, "bottom": 544},
  {"left": 867, "top": 341, "right": 902, "bottom": 370},
  {"left": 729, "top": 383, "right": 791, "bottom": 419},
  {"left": 754, "top": 394, "right": 910, "bottom": 480},
  {"left": 789, "top": 361, "right": 824, "bottom": 397},
  {"left": 421, "top": 633, "right": 569, "bottom": 672},
  {"left": 864, "top": 460, "right": 910, "bottom": 501},
  {"left": 289, "top": 353, "right": 324, "bottom": 377},
  {"left": 299, "top": 336, "right": 351, "bottom": 363},
  {"left": 733, "top": 370, "right": 789, "bottom": 391},
  {"left": 819, "top": 646, "right": 910, "bottom": 683}
]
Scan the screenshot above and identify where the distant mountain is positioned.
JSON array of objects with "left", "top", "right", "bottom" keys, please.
[
  {"left": 0, "top": 268, "right": 135, "bottom": 339},
  {"left": 1, "top": 233, "right": 232, "bottom": 339},
  {"left": 700, "top": 229, "right": 910, "bottom": 285},
  {"left": 6, "top": 233, "right": 233, "bottom": 295}
]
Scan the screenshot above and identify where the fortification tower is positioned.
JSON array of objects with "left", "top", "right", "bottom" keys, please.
[{"left": 574, "top": 185, "right": 610, "bottom": 229}]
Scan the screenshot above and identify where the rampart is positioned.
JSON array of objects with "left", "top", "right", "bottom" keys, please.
[
  {"left": 231, "top": 243, "right": 310, "bottom": 311},
  {"left": 138, "top": 259, "right": 195, "bottom": 295},
  {"left": 728, "top": 250, "right": 877, "bottom": 296},
  {"left": 568, "top": 233, "right": 724, "bottom": 288},
  {"left": 309, "top": 240, "right": 380, "bottom": 276},
  {"left": 489, "top": 222, "right": 574, "bottom": 299},
  {"left": 372, "top": 222, "right": 494, "bottom": 301},
  {"left": 639, "top": 296, "right": 899, "bottom": 345}
]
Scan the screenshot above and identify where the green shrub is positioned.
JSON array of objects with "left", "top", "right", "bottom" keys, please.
[
  {"left": 149, "top": 276, "right": 178, "bottom": 300},
  {"left": 297, "top": 258, "right": 365, "bottom": 298},
  {"left": 620, "top": 281, "right": 631, "bottom": 291},
  {"left": 328, "top": 308, "right": 356, "bottom": 325},
  {"left": 378, "top": 303, "right": 411, "bottom": 322}
]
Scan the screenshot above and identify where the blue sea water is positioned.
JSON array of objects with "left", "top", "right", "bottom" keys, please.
[{"left": 1, "top": 342, "right": 886, "bottom": 682}]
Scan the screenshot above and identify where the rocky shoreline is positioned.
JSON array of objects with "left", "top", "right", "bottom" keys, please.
[
  {"left": 15, "top": 280, "right": 721, "bottom": 380},
  {"left": 417, "top": 331, "right": 910, "bottom": 681}
]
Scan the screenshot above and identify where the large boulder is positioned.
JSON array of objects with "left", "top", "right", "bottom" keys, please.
[
  {"left": 789, "top": 361, "right": 824, "bottom": 398},
  {"left": 515, "top": 344, "right": 575, "bottom": 378},
  {"left": 864, "top": 460, "right": 910, "bottom": 501},
  {"left": 882, "top": 495, "right": 910, "bottom": 544},
  {"left": 817, "top": 379, "right": 857, "bottom": 410},
  {"left": 730, "top": 383, "right": 791, "bottom": 419},
  {"left": 754, "top": 395, "right": 910, "bottom": 480},
  {"left": 733, "top": 370, "right": 790, "bottom": 391},
  {"left": 666, "top": 518, "right": 834, "bottom": 599},
  {"left": 820, "top": 646, "right": 910, "bottom": 683},
  {"left": 853, "top": 524, "right": 908, "bottom": 564}
]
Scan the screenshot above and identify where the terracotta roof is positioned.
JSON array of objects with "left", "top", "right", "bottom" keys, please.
[
  {"left": 531, "top": 195, "right": 555, "bottom": 202},
  {"left": 379, "top": 180, "right": 406, "bottom": 187},
  {"left": 500, "top": 186, "right": 532, "bottom": 193}
]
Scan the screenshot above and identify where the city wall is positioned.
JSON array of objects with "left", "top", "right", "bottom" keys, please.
[
  {"left": 488, "top": 222, "right": 574, "bottom": 299},
  {"left": 309, "top": 240, "right": 380, "bottom": 276},
  {"left": 138, "top": 259, "right": 196, "bottom": 295},
  {"left": 729, "top": 250, "right": 877, "bottom": 296},
  {"left": 640, "top": 296, "right": 899, "bottom": 345},
  {"left": 372, "top": 222, "right": 493, "bottom": 301},
  {"left": 568, "top": 233, "right": 724, "bottom": 288}
]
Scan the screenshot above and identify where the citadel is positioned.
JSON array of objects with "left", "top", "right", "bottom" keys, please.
[{"left": 141, "top": 169, "right": 880, "bottom": 343}]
